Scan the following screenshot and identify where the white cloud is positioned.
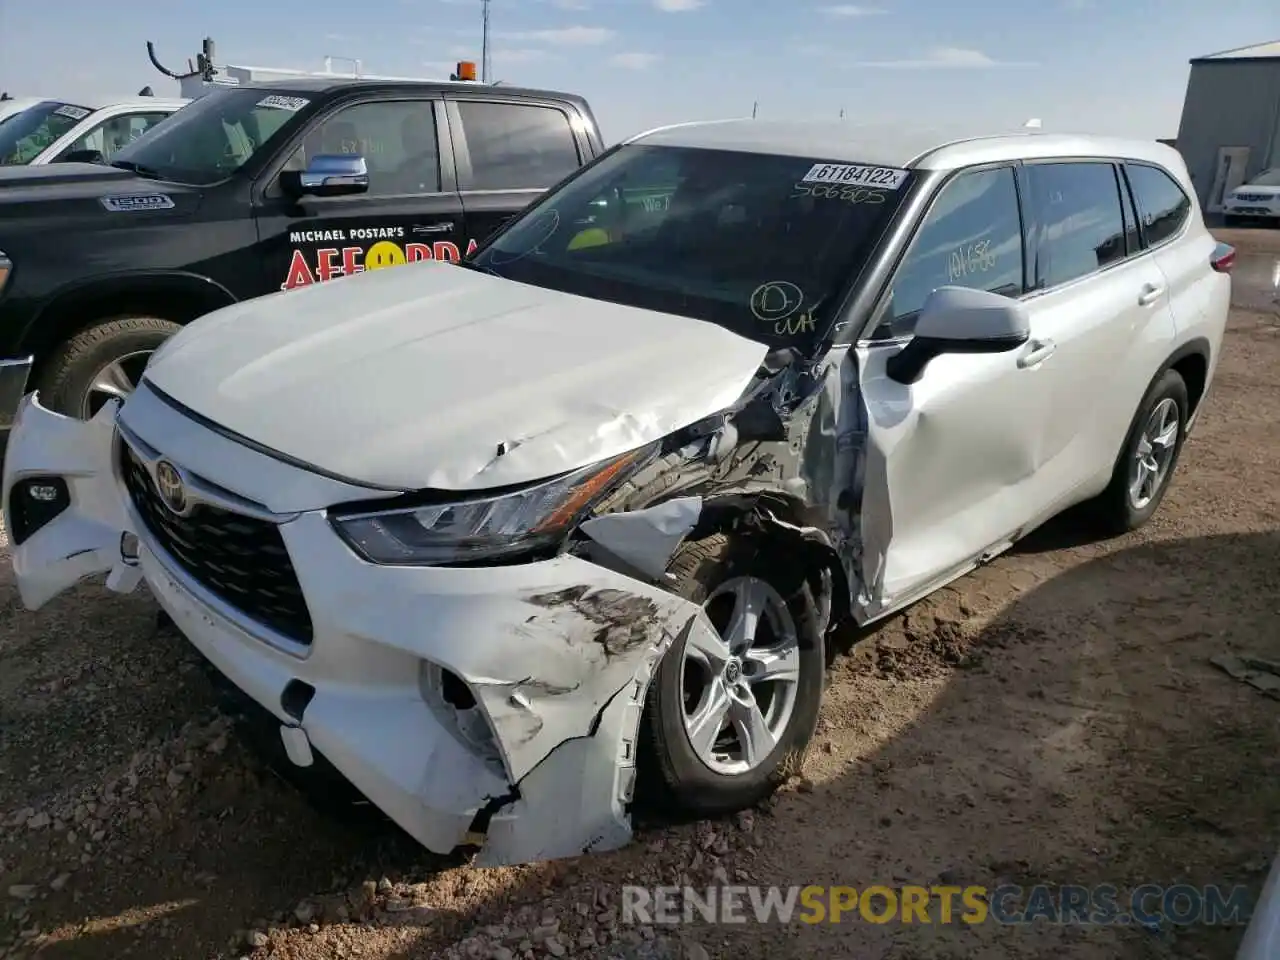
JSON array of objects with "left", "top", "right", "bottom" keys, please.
[
  {"left": 496, "top": 48, "right": 551, "bottom": 64},
  {"left": 496, "top": 25, "right": 616, "bottom": 44},
  {"left": 611, "top": 52, "right": 661, "bottom": 69},
  {"left": 653, "top": 0, "right": 705, "bottom": 11},
  {"left": 851, "top": 46, "right": 1035, "bottom": 68},
  {"left": 819, "top": 4, "right": 885, "bottom": 15}
]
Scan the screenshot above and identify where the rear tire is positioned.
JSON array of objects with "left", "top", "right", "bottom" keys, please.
[
  {"left": 636, "top": 534, "right": 825, "bottom": 817},
  {"left": 37, "top": 316, "right": 180, "bottom": 419},
  {"left": 1087, "top": 369, "right": 1189, "bottom": 535}
]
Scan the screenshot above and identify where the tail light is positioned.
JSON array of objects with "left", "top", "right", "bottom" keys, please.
[{"left": 1210, "top": 242, "right": 1236, "bottom": 274}]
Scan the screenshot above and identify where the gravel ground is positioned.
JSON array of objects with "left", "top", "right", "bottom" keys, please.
[{"left": 2, "top": 228, "right": 1279, "bottom": 960}]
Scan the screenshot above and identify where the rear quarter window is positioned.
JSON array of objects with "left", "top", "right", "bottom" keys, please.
[
  {"left": 1125, "top": 163, "right": 1191, "bottom": 247},
  {"left": 456, "top": 101, "right": 581, "bottom": 191}
]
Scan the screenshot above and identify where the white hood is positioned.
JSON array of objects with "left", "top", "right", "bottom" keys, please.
[{"left": 142, "top": 261, "right": 770, "bottom": 491}]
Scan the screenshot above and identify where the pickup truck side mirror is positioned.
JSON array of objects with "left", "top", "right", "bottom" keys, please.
[
  {"left": 885, "top": 286, "right": 1031, "bottom": 385},
  {"left": 55, "top": 148, "right": 106, "bottom": 165},
  {"left": 279, "top": 154, "right": 370, "bottom": 198}
]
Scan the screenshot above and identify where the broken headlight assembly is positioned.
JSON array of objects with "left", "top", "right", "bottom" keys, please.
[{"left": 330, "top": 445, "right": 653, "bottom": 565}]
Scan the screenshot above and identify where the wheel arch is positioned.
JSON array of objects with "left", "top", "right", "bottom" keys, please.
[
  {"left": 21, "top": 271, "right": 237, "bottom": 384},
  {"left": 689, "top": 490, "right": 853, "bottom": 635}
]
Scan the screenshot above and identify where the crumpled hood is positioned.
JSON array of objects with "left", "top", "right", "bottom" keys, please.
[{"left": 142, "top": 261, "right": 771, "bottom": 491}]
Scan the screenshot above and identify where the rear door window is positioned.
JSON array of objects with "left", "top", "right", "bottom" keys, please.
[
  {"left": 1125, "top": 163, "right": 1191, "bottom": 247},
  {"left": 455, "top": 101, "right": 581, "bottom": 190},
  {"left": 873, "top": 166, "right": 1024, "bottom": 339},
  {"left": 1023, "top": 162, "right": 1127, "bottom": 289}
]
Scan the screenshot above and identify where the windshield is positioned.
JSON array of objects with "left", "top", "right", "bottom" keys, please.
[
  {"left": 0, "top": 101, "right": 92, "bottom": 165},
  {"left": 1248, "top": 168, "right": 1280, "bottom": 187},
  {"left": 111, "top": 88, "right": 311, "bottom": 185},
  {"left": 469, "top": 144, "right": 912, "bottom": 349}
]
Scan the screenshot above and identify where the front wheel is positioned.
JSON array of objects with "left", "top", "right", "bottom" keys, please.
[
  {"left": 36, "top": 316, "right": 180, "bottom": 419},
  {"left": 637, "top": 534, "right": 825, "bottom": 816}
]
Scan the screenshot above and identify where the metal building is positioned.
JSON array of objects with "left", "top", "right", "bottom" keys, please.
[{"left": 1174, "top": 39, "right": 1280, "bottom": 214}]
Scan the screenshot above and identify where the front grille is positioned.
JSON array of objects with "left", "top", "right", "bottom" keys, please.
[
  {"left": 1236, "top": 193, "right": 1269, "bottom": 202},
  {"left": 119, "top": 441, "right": 315, "bottom": 647}
]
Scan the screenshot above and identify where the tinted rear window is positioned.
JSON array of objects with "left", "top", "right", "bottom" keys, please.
[{"left": 469, "top": 144, "right": 912, "bottom": 348}]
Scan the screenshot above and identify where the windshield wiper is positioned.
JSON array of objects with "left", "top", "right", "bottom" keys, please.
[{"left": 110, "top": 160, "right": 164, "bottom": 180}]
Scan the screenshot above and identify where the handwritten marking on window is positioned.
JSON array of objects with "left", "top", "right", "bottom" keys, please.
[
  {"left": 946, "top": 240, "right": 997, "bottom": 282},
  {"left": 790, "top": 183, "right": 887, "bottom": 205},
  {"left": 774, "top": 312, "right": 817, "bottom": 336}
]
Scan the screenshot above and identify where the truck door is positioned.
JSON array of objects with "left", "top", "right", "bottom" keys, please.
[
  {"left": 253, "top": 96, "right": 465, "bottom": 291},
  {"left": 446, "top": 98, "right": 590, "bottom": 250}
]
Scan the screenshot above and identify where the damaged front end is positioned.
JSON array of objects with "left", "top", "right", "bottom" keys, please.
[{"left": 2, "top": 331, "right": 868, "bottom": 867}]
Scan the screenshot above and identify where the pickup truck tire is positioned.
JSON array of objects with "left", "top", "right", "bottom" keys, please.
[
  {"left": 637, "top": 534, "right": 824, "bottom": 818},
  {"left": 37, "top": 316, "right": 181, "bottom": 419}
]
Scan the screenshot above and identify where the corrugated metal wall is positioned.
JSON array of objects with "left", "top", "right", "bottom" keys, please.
[{"left": 1175, "top": 60, "right": 1280, "bottom": 208}]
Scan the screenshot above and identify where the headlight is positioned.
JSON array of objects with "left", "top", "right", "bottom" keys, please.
[{"left": 330, "top": 446, "right": 651, "bottom": 565}]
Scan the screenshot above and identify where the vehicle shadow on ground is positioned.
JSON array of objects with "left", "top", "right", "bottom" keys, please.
[{"left": 4, "top": 527, "right": 1280, "bottom": 959}]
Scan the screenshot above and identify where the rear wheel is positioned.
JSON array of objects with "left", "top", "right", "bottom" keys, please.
[
  {"left": 1088, "top": 369, "right": 1188, "bottom": 535},
  {"left": 37, "top": 316, "right": 180, "bottom": 419},
  {"left": 637, "top": 534, "right": 825, "bottom": 816}
]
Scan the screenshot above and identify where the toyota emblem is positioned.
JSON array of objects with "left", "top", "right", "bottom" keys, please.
[{"left": 154, "top": 460, "right": 187, "bottom": 514}]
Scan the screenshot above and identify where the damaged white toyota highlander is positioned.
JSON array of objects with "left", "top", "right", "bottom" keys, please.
[{"left": 2, "top": 121, "right": 1233, "bottom": 866}]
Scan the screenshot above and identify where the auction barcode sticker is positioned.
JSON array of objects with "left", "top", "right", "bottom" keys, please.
[
  {"left": 257, "top": 95, "right": 311, "bottom": 112},
  {"left": 801, "top": 163, "right": 909, "bottom": 190}
]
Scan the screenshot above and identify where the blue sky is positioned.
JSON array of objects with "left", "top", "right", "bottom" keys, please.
[{"left": 0, "top": 0, "right": 1276, "bottom": 143}]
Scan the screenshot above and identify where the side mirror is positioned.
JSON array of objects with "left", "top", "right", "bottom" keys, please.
[
  {"left": 280, "top": 154, "right": 369, "bottom": 198},
  {"left": 56, "top": 148, "right": 106, "bottom": 165},
  {"left": 885, "top": 286, "right": 1030, "bottom": 385}
]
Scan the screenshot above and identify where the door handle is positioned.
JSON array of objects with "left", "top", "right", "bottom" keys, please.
[
  {"left": 413, "top": 222, "right": 454, "bottom": 234},
  {"left": 1137, "top": 283, "right": 1165, "bottom": 306},
  {"left": 1017, "top": 338, "right": 1057, "bottom": 369}
]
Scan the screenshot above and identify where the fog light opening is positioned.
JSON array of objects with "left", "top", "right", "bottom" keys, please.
[{"left": 418, "top": 662, "right": 504, "bottom": 774}]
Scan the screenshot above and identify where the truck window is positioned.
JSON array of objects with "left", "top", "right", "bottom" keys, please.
[
  {"left": 283, "top": 100, "right": 441, "bottom": 196},
  {"left": 455, "top": 101, "right": 581, "bottom": 191},
  {"left": 110, "top": 88, "right": 310, "bottom": 185},
  {"left": 60, "top": 112, "right": 171, "bottom": 162},
  {"left": 0, "top": 101, "right": 91, "bottom": 165}
]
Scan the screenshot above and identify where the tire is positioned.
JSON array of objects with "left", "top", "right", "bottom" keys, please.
[
  {"left": 37, "top": 316, "right": 181, "bottom": 419},
  {"left": 636, "top": 534, "right": 825, "bottom": 817},
  {"left": 1088, "top": 368, "right": 1189, "bottom": 535}
]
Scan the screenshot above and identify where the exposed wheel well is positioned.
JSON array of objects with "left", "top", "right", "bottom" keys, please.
[
  {"left": 692, "top": 492, "right": 853, "bottom": 635},
  {"left": 23, "top": 278, "right": 234, "bottom": 385}
]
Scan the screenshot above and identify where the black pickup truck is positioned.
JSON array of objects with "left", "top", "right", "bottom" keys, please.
[{"left": 0, "top": 77, "right": 605, "bottom": 431}]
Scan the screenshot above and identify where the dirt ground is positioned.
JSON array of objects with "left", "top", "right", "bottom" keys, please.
[{"left": 2, "top": 229, "right": 1279, "bottom": 960}]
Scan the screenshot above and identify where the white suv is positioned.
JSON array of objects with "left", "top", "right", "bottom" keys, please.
[
  {"left": 1222, "top": 167, "right": 1280, "bottom": 225},
  {"left": 2, "top": 121, "right": 1233, "bottom": 866}
]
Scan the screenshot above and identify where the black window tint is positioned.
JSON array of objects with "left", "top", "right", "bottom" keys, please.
[
  {"left": 287, "top": 100, "right": 440, "bottom": 196},
  {"left": 457, "top": 101, "right": 580, "bottom": 190},
  {"left": 1126, "top": 163, "right": 1191, "bottom": 247},
  {"left": 1118, "top": 168, "right": 1141, "bottom": 255},
  {"left": 875, "top": 166, "right": 1023, "bottom": 339},
  {"left": 1026, "top": 162, "right": 1126, "bottom": 289}
]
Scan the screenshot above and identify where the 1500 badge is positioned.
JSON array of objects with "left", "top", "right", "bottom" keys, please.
[{"left": 282, "top": 238, "right": 480, "bottom": 290}]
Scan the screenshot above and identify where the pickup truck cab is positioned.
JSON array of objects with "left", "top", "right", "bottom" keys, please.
[{"left": 0, "top": 78, "right": 603, "bottom": 429}]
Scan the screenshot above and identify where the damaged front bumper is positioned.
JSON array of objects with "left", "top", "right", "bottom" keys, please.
[{"left": 2, "top": 391, "right": 716, "bottom": 866}]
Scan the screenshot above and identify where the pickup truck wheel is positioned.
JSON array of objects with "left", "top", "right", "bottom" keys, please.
[
  {"left": 37, "top": 316, "right": 181, "bottom": 419},
  {"left": 637, "top": 534, "right": 824, "bottom": 817}
]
